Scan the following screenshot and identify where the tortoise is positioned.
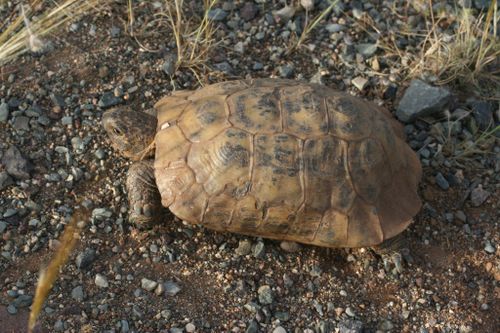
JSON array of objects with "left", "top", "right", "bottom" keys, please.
[{"left": 102, "top": 78, "right": 422, "bottom": 270}]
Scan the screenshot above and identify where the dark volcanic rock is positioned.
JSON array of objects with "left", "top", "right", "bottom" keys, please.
[
  {"left": 396, "top": 79, "right": 451, "bottom": 122},
  {"left": 1, "top": 146, "right": 32, "bottom": 180}
]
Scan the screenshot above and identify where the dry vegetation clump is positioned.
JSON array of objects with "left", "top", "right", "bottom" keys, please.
[
  {"left": 372, "top": 1, "right": 499, "bottom": 98},
  {"left": 408, "top": 0, "right": 499, "bottom": 96},
  {"left": 0, "top": 0, "right": 107, "bottom": 67},
  {"left": 409, "top": 0, "right": 500, "bottom": 99},
  {"left": 128, "top": 0, "right": 220, "bottom": 84},
  {"left": 289, "top": 0, "right": 340, "bottom": 53},
  {"left": 432, "top": 111, "right": 499, "bottom": 165}
]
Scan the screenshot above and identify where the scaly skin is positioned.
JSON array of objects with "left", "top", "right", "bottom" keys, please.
[
  {"left": 102, "top": 109, "right": 163, "bottom": 227},
  {"left": 126, "top": 160, "right": 164, "bottom": 227}
]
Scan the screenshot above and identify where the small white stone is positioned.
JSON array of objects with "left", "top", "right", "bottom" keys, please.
[
  {"left": 345, "top": 306, "right": 355, "bottom": 317},
  {"left": 352, "top": 76, "right": 369, "bottom": 91},
  {"left": 185, "top": 323, "right": 196, "bottom": 332},
  {"left": 141, "top": 278, "right": 158, "bottom": 291},
  {"left": 273, "top": 326, "right": 287, "bottom": 333},
  {"left": 484, "top": 241, "right": 495, "bottom": 254},
  {"left": 95, "top": 274, "right": 109, "bottom": 288}
]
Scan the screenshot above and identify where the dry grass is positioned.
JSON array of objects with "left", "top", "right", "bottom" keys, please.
[
  {"left": 289, "top": 0, "right": 339, "bottom": 54},
  {"left": 429, "top": 109, "right": 499, "bottom": 164},
  {"left": 447, "top": 124, "right": 499, "bottom": 162},
  {"left": 0, "top": 0, "right": 106, "bottom": 67},
  {"left": 28, "top": 209, "right": 86, "bottom": 333},
  {"left": 128, "top": 0, "right": 219, "bottom": 84},
  {"left": 408, "top": 0, "right": 499, "bottom": 95}
]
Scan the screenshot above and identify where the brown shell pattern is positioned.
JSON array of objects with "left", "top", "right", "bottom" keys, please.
[{"left": 153, "top": 79, "right": 422, "bottom": 247}]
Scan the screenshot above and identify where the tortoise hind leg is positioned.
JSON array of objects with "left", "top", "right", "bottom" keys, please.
[
  {"left": 126, "top": 160, "right": 164, "bottom": 227},
  {"left": 371, "top": 233, "right": 412, "bottom": 274}
]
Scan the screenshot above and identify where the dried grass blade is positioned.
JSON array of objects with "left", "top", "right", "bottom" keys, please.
[{"left": 28, "top": 210, "right": 85, "bottom": 333}]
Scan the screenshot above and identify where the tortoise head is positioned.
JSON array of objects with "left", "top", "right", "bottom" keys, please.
[{"left": 102, "top": 108, "right": 157, "bottom": 161}]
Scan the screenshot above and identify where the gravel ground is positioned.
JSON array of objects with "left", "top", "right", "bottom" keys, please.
[{"left": 0, "top": 1, "right": 499, "bottom": 332}]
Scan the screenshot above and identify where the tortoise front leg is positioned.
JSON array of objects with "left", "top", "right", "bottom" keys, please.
[{"left": 126, "top": 160, "right": 164, "bottom": 227}]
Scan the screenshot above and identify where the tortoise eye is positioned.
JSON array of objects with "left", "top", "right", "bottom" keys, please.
[{"left": 113, "top": 127, "right": 123, "bottom": 135}]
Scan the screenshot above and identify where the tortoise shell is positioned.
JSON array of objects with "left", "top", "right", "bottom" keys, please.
[{"left": 152, "top": 79, "right": 421, "bottom": 248}]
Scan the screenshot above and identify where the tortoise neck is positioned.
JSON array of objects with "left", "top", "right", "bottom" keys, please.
[{"left": 138, "top": 140, "right": 156, "bottom": 160}]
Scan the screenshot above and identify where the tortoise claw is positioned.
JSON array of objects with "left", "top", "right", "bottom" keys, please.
[
  {"left": 372, "top": 234, "right": 410, "bottom": 275},
  {"left": 380, "top": 252, "right": 403, "bottom": 274}
]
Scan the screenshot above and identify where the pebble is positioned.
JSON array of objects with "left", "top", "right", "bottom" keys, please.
[
  {"left": 246, "top": 320, "right": 259, "bottom": 333},
  {"left": 213, "top": 62, "right": 233, "bottom": 74},
  {"left": 110, "top": 26, "right": 121, "bottom": 38},
  {"left": 98, "top": 92, "right": 122, "bottom": 108},
  {"left": 355, "top": 43, "right": 378, "bottom": 57},
  {"left": 280, "top": 241, "right": 301, "bottom": 252},
  {"left": 61, "top": 116, "right": 73, "bottom": 126},
  {"left": 94, "top": 148, "right": 106, "bottom": 160},
  {"left": 279, "top": 64, "right": 294, "bottom": 78},
  {"left": 7, "top": 304, "right": 17, "bottom": 314},
  {"left": 236, "top": 240, "right": 252, "bottom": 256},
  {"left": 185, "top": 323, "right": 196, "bottom": 332},
  {"left": 396, "top": 79, "right": 451, "bottom": 122},
  {"left": 338, "top": 319, "right": 363, "bottom": 333},
  {"left": 257, "top": 285, "right": 273, "bottom": 304},
  {"left": 470, "top": 100, "right": 493, "bottom": 130},
  {"left": 234, "top": 41, "right": 245, "bottom": 53},
  {"left": 170, "top": 328, "right": 183, "bottom": 333},
  {"left": 419, "top": 148, "right": 431, "bottom": 159},
  {"left": 2, "top": 145, "right": 32, "bottom": 179},
  {"left": 273, "top": 326, "right": 287, "bottom": 333},
  {"left": 155, "top": 282, "right": 165, "bottom": 295},
  {"left": 253, "top": 62, "right": 263, "bottom": 70},
  {"left": 98, "top": 65, "right": 109, "bottom": 78},
  {"left": 164, "top": 280, "right": 181, "bottom": 296},
  {"left": 0, "top": 172, "right": 14, "bottom": 191},
  {"left": 435, "top": 172, "right": 450, "bottom": 190},
  {"left": 253, "top": 241, "right": 265, "bottom": 258},
  {"left": 273, "top": 5, "right": 295, "bottom": 22},
  {"left": 71, "top": 137, "right": 85, "bottom": 152},
  {"left": 484, "top": 241, "right": 495, "bottom": 254},
  {"left": 240, "top": 2, "right": 258, "bottom": 21},
  {"left": 309, "top": 264, "right": 322, "bottom": 277},
  {"left": 0, "top": 220, "right": 8, "bottom": 234},
  {"left": 13, "top": 116, "right": 30, "bottom": 131},
  {"left": 141, "top": 278, "right": 158, "bottom": 291},
  {"left": 326, "top": 23, "right": 345, "bottom": 33},
  {"left": 275, "top": 311, "right": 289, "bottom": 321},
  {"left": 12, "top": 294, "right": 32, "bottom": 308},
  {"left": 161, "top": 309, "right": 172, "bottom": 319},
  {"left": 71, "top": 286, "right": 84, "bottom": 301},
  {"left": 54, "top": 319, "right": 64, "bottom": 332},
  {"left": 470, "top": 185, "right": 490, "bottom": 207},
  {"left": 207, "top": 8, "right": 228, "bottom": 21},
  {"left": 345, "top": 307, "right": 355, "bottom": 317},
  {"left": 50, "top": 93, "right": 66, "bottom": 108},
  {"left": 455, "top": 210, "right": 467, "bottom": 222},
  {"left": 351, "top": 76, "right": 368, "bottom": 91},
  {"left": 95, "top": 274, "right": 109, "bottom": 288},
  {"left": 378, "top": 320, "right": 394, "bottom": 331},
  {"left": 0, "top": 102, "right": 9, "bottom": 122},
  {"left": 121, "top": 319, "right": 130, "bottom": 332},
  {"left": 76, "top": 248, "right": 96, "bottom": 269},
  {"left": 162, "top": 59, "right": 176, "bottom": 76}
]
